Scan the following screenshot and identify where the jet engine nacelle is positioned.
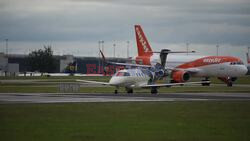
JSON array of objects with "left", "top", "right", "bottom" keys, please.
[
  {"left": 172, "top": 70, "right": 190, "bottom": 82},
  {"left": 155, "top": 70, "right": 164, "bottom": 77}
]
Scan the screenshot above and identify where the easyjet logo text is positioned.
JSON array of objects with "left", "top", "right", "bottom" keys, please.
[
  {"left": 136, "top": 27, "right": 149, "bottom": 52},
  {"left": 203, "top": 58, "right": 222, "bottom": 63}
]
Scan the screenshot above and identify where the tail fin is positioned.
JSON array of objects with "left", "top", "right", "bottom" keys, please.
[
  {"left": 135, "top": 25, "right": 153, "bottom": 56},
  {"left": 247, "top": 53, "right": 250, "bottom": 64}
]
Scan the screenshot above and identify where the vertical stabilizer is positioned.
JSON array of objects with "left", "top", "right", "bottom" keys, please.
[
  {"left": 247, "top": 53, "right": 250, "bottom": 64},
  {"left": 135, "top": 25, "right": 153, "bottom": 56}
]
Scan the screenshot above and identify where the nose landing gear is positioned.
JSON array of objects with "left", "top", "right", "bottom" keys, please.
[{"left": 151, "top": 87, "right": 158, "bottom": 94}]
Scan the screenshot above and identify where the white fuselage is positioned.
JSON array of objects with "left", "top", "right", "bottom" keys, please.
[
  {"left": 148, "top": 54, "right": 247, "bottom": 77},
  {"left": 109, "top": 69, "right": 150, "bottom": 88},
  {"left": 150, "top": 54, "right": 203, "bottom": 67}
]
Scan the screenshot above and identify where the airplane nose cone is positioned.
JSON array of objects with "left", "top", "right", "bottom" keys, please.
[
  {"left": 242, "top": 66, "right": 248, "bottom": 75},
  {"left": 109, "top": 77, "right": 116, "bottom": 85},
  {"left": 109, "top": 77, "right": 121, "bottom": 86}
]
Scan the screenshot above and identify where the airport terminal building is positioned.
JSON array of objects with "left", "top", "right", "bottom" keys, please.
[{"left": 0, "top": 52, "right": 126, "bottom": 76}]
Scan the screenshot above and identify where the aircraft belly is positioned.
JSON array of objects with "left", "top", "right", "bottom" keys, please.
[{"left": 194, "top": 63, "right": 239, "bottom": 77}]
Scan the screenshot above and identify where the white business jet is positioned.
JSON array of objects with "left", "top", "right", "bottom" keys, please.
[{"left": 77, "top": 50, "right": 209, "bottom": 94}]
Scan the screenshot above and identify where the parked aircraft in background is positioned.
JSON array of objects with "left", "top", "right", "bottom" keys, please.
[
  {"left": 77, "top": 50, "right": 208, "bottom": 94},
  {"left": 134, "top": 25, "right": 248, "bottom": 87}
]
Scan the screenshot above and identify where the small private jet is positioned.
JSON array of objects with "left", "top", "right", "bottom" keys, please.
[{"left": 77, "top": 50, "right": 209, "bottom": 94}]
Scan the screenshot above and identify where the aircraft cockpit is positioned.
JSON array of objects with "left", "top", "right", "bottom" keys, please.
[
  {"left": 230, "top": 61, "right": 244, "bottom": 65},
  {"left": 115, "top": 72, "right": 130, "bottom": 76}
]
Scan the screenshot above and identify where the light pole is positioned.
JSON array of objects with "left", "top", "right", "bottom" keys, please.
[
  {"left": 186, "top": 43, "right": 189, "bottom": 55},
  {"left": 101, "top": 40, "right": 104, "bottom": 74},
  {"left": 127, "top": 41, "right": 130, "bottom": 58},
  {"left": 101, "top": 40, "right": 104, "bottom": 54},
  {"left": 98, "top": 41, "right": 101, "bottom": 74},
  {"left": 113, "top": 43, "right": 116, "bottom": 58},
  {"left": 216, "top": 44, "right": 219, "bottom": 56},
  {"left": 5, "top": 39, "right": 8, "bottom": 55}
]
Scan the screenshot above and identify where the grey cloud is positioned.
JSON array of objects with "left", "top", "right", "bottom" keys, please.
[{"left": 0, "top": 0, "right": 250, "bottom": 46}]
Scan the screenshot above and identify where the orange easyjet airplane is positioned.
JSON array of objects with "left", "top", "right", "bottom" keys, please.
[{"left": 134, "top": 25, "right": 248, "bottom": 86}]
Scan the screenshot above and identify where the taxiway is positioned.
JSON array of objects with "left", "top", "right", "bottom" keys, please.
[{"left": 0, "top": 93, "right": 250, "bottom": 104}]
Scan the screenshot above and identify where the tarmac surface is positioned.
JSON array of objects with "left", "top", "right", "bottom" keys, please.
[{"left": 0, "top": 93, "right": 250, "bottom": 104}]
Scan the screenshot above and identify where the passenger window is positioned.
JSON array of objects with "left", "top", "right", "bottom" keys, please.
[{"left": 124, "top": 72, "right": 130, "bottom": 76}]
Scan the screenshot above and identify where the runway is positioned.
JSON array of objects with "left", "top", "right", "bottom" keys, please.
[{"left": 0, "top": 93, "right": 250, "bottom": 104}]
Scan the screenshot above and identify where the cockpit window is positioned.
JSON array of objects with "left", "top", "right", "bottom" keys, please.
[
  {"left": 230, "top": 61, "right": 244, "bottom": 65},
  {"left": 115, "top": 72, "right": 130, "bottom": 76},
  {"left": 124, "top": 72, "right": 130, "bottom": 76},
  {"left": 116, "top": 72, "right": 124, "bottom": 76}
]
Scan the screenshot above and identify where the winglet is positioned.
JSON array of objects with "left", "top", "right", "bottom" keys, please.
[{"left": 100, "top": 50, "right": 106, "bottom": 63}]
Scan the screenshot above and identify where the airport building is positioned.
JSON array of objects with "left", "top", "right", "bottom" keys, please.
[
  {"left": 0, "top": 52, "right": 126, "bottom": 76},
  {"left": 0, "top": 53, "right": 19, "bottom": 76}
]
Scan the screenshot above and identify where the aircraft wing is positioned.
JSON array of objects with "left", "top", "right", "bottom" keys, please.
[
  {"left": 141, "top": 81, "right": 210, "bottom": 88},
  {"left": 76, "top": 79, "right": 110, "bottom": 85},
  {"left": 107, "top": 61, "right": 152, "bottom": 68},
  {"left": 99, "top": 50, "right": 151, "bottom": 68},
  {"left": 166, "top": 67, "right": 200, "bottom": 73}
]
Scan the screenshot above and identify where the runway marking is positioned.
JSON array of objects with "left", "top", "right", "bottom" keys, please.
[{"left": 1, "top": 93, "right": 250, "bottom": 104}]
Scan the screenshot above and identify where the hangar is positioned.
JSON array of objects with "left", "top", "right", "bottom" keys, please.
[{"left": 0, "top": 52, "right": 126, "bottom": 76}]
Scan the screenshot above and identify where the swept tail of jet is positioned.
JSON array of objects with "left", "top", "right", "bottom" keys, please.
[{"left": 135, "top": 25, "right": 153, "bottom": 57}]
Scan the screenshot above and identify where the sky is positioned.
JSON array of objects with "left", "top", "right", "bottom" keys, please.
[{"left": 0, "top": 0, "right": 250, "bottom": 62}]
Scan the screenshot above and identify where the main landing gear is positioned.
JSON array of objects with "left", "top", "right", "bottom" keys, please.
[
  {"left": 126, "top": 87, "right": 133, "bottom": 94},
  {"left": 114, "top": 87, "right": 134, "bottom": 94},
  {"left": 202, "top": 77, "right": 210, "bottom": 86},
  {"left": 151, "top": 87, "right": 158, "bottom": 95},
  {"left": 218, "top": 77, "right": 237, "bottom": 87}
]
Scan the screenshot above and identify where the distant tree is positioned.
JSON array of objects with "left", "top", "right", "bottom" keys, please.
[{"left": 27, "top": 45, "right": 56, "bottom": 74}]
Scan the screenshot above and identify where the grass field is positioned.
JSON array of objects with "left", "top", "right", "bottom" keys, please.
[
  {"left": 0, "top": 76, "right": 250, "bottom": 93},
  {"left": 0, "top": 101, "right": 250, "bottom": 141},
  {"left": 1, "top": 85, "right": 250, "bottom": 93},
  {"left": 1, "top": 75, "right": 250, "bottom": 84}
]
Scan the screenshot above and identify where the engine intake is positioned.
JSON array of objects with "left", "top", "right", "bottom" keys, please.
[{"left": 172, "top": 70, "right": 190, "bottom": 82}]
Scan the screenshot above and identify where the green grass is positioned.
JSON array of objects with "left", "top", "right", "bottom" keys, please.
[
  {"left": 1, "top": 76, "right": 250, "bottom": 84},
  {"left": 0, "top": 75, "right": 249, "bottom": 93},
  {"left": 78, "top": 86, "right": 250, "bottom": 93},
  {"left": 0, "top": 86, "right": 58, "bottom": 93},
  {"left": 1, "top": 85, "right": 250, "bottom": 93},
  {"left": 0, "top": 102, "right": 250, "bottom": 141}
]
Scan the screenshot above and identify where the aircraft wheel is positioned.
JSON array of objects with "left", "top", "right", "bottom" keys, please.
[
  {"left": 151, "top": 88, "right": 158, "bottom": 94},
  {"left": 202, "top": 82, "right": 210, "bottom": 86},
  {"left": 202, "top": 78, "right": 210, "bottom": 86},
  {"left": 170, "top": 80, "right": 176, "bottom": 83},
  {"left": 227, "top": 82, "right": 233, "bottom": 87},
  {"left": 126, "top": 88, "right": 133, "bottom": 94}
]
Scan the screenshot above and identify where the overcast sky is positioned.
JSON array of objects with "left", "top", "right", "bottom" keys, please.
[{"left": 0, "top": 0, "right": 250, "bottom": 61}]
